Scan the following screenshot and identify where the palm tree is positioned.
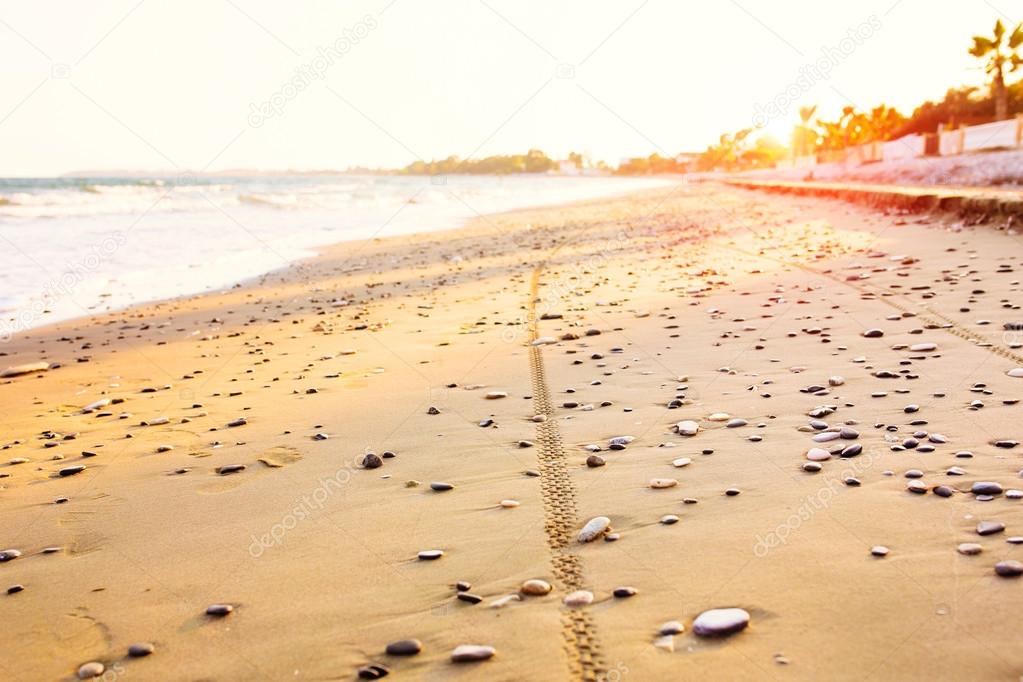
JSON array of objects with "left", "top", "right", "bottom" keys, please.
[
  {"left": 969, "top": 20, "right": 1023, "bottom": 120},
  {"left": 792, "top": 105, "right": 817, "bottom": 157}
]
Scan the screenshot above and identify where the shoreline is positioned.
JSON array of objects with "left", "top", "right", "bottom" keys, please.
[{"left": 0, "top": 175, "right": 676, "bottom": 339}]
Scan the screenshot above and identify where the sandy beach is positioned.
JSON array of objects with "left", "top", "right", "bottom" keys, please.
[{"left": 3, "top": 181, "right": 1023, "bottom": 681}]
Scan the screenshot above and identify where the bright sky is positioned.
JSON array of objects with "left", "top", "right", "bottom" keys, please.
[{"left": 0, "top": 0, "right": 1015, "bottom": 175}]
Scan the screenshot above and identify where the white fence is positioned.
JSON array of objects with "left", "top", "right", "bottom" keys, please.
[
  {"left": 881, "top": 134, "right": 926, "bottom": 161},
  {"left": 776, "top": 115, "right": 1022, "bottom": 169},
  {"left": 938, "top": 116, "right": 1022, "bottom": 156}
]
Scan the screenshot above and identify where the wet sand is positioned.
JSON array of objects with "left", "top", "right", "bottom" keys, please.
[{"left": 2, "top": 182, "right": 1022, "bottom": 681}]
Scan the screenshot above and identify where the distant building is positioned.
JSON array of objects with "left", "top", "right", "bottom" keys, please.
[
  {"left": 557, "top": 159, "right": 581, "bottom": 175},
  {"left": 674, "top": 152, "right": 700, "bottom": 172}
]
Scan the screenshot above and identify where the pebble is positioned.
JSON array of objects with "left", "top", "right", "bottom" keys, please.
[
  {"left": 485, "top": 391, "right": 508, "bottom": 399},
  {"left": 205, "top": 603, "right": 234, "bottom": 616},
  {"left": 672, "top": 457, "right": 692, "bottom": 467},
  {"left": 659, "top": 620, "right": 685, "bottom": 635},
  {"left": 660, "top": 514, "right": 680, "bottom": 525},
  {"left": 489, "top": 594, "right": 521, "bottom": 608},
  {"left": 58, "top": 465, "right": 86, "bottom": 477},
  {"left": 362, "top": 453, "right": 383, "bottom": 469},
  {"left": 128, "top": 642, "right": 155, "bottom": 657},
  {"left": 520, "top": 579, "right": 552, "bottom": 596},
  {"left": 977, "top": 521, "right": 1005, "bottom": 536},
  {"left": 0, "top": 549, "right": 22, "bottom": 562},
  {"left": 692, "top": 608, "right": 751, "bottom": 637},
  {"left": 649, "top": 478, "right": 678, "bottom": 489},
  {"left": 972, "top": 482, "right": 1003, "bottom": 496},
  {"left": 417, "top": 550, "right": 444, "bottom": 560},
  {"left": 430, "top": 481, "right": 454, "bottom": 491},
  {"left": 451, "top": 645, "right": 496, "bottom": 663},
  {"left": 806, "top": 448, "right": 831, "bottom": 461},
  {"left": 77, "top": 662, "right": 105, "bottom": 679},
  {"left": 500, "top": 499, "right": 519, "bottom": 508},
  {"left": 995, "top": 560, "right": 1023, "bottom": 577},
  {"left": 613, "top": 586, "right": 637, "bottom": 598},
  {"left": 563, "top": 590, "right": 594, "bottom": 607},
  {"left": 586, "top": 454, "right": 605, "bottom": 467},
  {"left": 957, "top": 543, "right": 983, "bottom": 555},
  {"left": 676, "top": 420, "right": 699, "bottom": 436},
  {"left": 215, "top": 464, "right": 245, "bottom": 475},
  {"left": 357, "top": 664, "right": 389, "bottom": 679},
  {"left": 653, "top": 635, "right": 675, "bottom": 652},
  {"left": 577, "top": 516, "right": 611, "bottom": 543},
  {"left": 871, "top": 545, "right": 890, "bottom": 557}
]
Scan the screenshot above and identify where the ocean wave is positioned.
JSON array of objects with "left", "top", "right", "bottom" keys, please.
[{"left": 238, "top": 193, "right": 302, "bottom": 209}]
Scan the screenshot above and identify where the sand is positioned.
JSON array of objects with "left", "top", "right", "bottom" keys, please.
[{"left": 2, "top": 181, "right": 1022, "bottom": 681}]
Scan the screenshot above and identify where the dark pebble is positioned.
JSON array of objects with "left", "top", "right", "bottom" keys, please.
[
  {"left": 385, "top": 639, "right": 423, "bottom": 656},
  {"left": 995, "top": 560, "right": 1023, "bottom": 577},
  {"left": 357, "top": 663, "right": 390, "bottom": 679},
  {"left": 128, "top": 642, "right": 155, "bottom": 657},
  {"left": 205, "top": 603, "right": 234, "bottom": 616}
]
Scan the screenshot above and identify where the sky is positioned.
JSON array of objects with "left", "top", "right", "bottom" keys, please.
[{"left": 0, "top": 0, "right": 1016, "bottom": 176}]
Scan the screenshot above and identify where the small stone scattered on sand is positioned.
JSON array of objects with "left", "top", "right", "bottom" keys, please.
[
  {"left": 128, "top": 642, "right": 155, "bottom": 657},
  {"left": 520, "top": 579, "right": 552, "bottom": 596},
  {"left": 563, "top": 590, "right": 594, "bottom": 607},
  {"left": 451, "top": 645, "right": 496, "bottom": 663},
  {"left": 578, "top": 516, "right": 611, "bottom": 543},
  {"left": 417, "top": 550, "right": 444, "bottom": 560},
  {"left": 205, "top": 603, "right": 234, "bottom": 616},
  {"left": 692, "top": 608, "right": 751, "bottom": 637},
  {"left": 77, "top": 662, "right": 104, "bottom": 679},
  {"left": 994, "top": 560, "right": 1023, "bottom": 577},
  {"left": 977, "top": 521, "right": 1005, "bottom": 536}
]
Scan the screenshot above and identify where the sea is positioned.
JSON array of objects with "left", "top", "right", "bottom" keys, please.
[{"left": 0, "top": 173, "right": 675, "bottom": 337}]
